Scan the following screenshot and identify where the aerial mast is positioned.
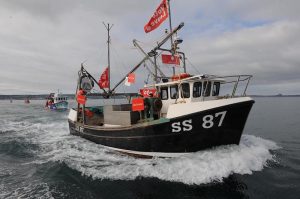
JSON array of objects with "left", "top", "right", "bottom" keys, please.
[
  {"left": 103, "top": 22, "right": 113, "bottom": 92},
  {"left": 167, "top": 0, "right": 173, "bottom": 48},
  {"left": 167, "top": 0, "right": 176, "bottom": 76}
]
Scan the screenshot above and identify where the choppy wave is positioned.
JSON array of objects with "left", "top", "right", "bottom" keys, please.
[
  {"left": 0, "top": 181, "right": 53, "bottom": 199},
  {"left": 27, "top": 122, "right": 280, "bottom": 185},
  {"left": 1, "top": 111, "right": 280, "bottom": 185},
  {"left": 62, "top": 135, "right": 279, "bottom": 185}
]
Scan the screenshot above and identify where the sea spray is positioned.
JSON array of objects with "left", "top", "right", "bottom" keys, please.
[
  {"left": 36, "top": 120, "right": 280, "bottom": 185},
  {"left": 0, "top": 105, "right": 280, "bottom": 185}
]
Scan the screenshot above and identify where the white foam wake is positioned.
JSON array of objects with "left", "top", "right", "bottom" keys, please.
[
  {"left": 35, "top": 127, "right": 279, "bottom": 185},
  {"left": 72, "top": 135, "right": 279, "bottom": 185},
  {"left": 1, "top": 115, "right": 280, "bottom": 185}
]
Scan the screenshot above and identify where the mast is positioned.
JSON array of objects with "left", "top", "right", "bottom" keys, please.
[
  {"left": 103, "top": 22, "right": 113, "bottom": 91},
  {"left": 167, "top": 0, "right": 176, "bottom": 76},
  {"left": 167, "top": 0, "right": 173, "bottom": 48}
]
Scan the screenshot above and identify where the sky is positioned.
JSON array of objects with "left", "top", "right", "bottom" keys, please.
[{"left": 0, "top": 0, "right": 300, "bottom": 95}]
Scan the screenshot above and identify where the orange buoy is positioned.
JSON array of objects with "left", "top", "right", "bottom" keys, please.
[
  {"left": 171, "top": 73, "right": 191, "bottom": 81},
  {"left": 76, "top": 89, "right": 87, "bottom": 105}
]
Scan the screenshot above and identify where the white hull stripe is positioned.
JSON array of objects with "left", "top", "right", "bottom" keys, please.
[
  {"left": 103, "top": 145, "right": 189, "bottom": 158},
  {"left": 166, "top": 97, "right": 253, "bottom": 119}
]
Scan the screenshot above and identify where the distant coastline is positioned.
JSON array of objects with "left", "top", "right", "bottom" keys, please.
[
  {"left": 250, "top": 94, "right": 300, "bottom": 97},
  {"left": 0, "top": 94, "right": 75, "bottom": 100},
  {"left": 0, "top": 94, "right": 299, "bottom": 100}
]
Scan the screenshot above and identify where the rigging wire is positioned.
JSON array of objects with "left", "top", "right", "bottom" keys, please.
[
  {"left": 186, "top": 58, "right": 201, "bottom": 74},
  {"left": 144, "top": 73, "right": 151, "bottom": 85},
  {"left": 110, "top": 44, "right": 129, "bottom": 71},
  {"left": 109, "top": 43, "right": 133, "bottom": 92},
  {"left": 134, "top": 39, "right": 182, "bottom": 79},
  {"left": 132, "top": 47, "right": 156, "bottom": 77},
  {"left": 134, "top": 33, "right": 166, "bottom": 47}
]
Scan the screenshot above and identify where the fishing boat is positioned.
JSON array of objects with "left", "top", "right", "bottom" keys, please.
[
  {"left": 68, "top": 0, "right": 254, "bottom": 158},
  {"left": 24, "top": 97, "right": 30, "bottom": 104},
  {"left": 45, "top": 92, "right": 68, "bottom": 110}
]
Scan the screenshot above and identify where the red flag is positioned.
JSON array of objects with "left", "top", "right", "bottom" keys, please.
[
  {"left": 127, "top": 73, "right": 135, "bottom": 83},
  {"left": 132, "top": 98, "right": 145, "bottom": 111},
  {"left": 140, "top": 88, "right": 158, "bottom": 97},
  {"left": 77, "top": 95, "right": 86, "bottom": 105},
  {"left": 98, "top": 67, "right": 109, "bottom": 89},
  {"left": 161, "top": 54, "right": 180, "bottom": 65},
  {"left": 76, "top": 90, "right": 87, "bottom": 105},
  {"left": 144, "top": 0, "right": 169, "bottom": 33}
]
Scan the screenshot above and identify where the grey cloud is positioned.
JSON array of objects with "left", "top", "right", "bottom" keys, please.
[
  {"left": 0, "top": 0, "right": 300, "bottom": 95},
  {"left": 182, "top": 20, "right": 300, "bottom": 94}
]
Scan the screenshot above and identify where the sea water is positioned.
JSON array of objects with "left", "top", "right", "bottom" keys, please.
[{"left": 0, "top": 97, "right": 299, "bottom": 199}]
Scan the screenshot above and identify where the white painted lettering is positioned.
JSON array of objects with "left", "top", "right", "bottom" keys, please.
[
  {"left": 182, "top": 119, "right": 193, "bottom": 132},
  {"left": 202, "top": 111, "right": 227, "bottom": 129},
  {"left": 215, "top": 111, "right": 227, "bottom": 127},
  {"left": 171, "top": 122, "right": 181, "bottom": 133}
]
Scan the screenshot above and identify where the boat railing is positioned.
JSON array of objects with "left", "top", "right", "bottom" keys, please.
[
  {"left": 180, "top": 74, "right": 253, "bottom": 98},
  {"left": 209, "top": 74, "right": 253, "bottom": 98}
]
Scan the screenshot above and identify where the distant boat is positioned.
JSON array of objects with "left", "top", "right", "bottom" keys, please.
[
  {"left": 24, "top": 97, "right": 30, "bottom": 104},
  {"left": 45, "top": 92, "right": 68, "bottom": 110}
]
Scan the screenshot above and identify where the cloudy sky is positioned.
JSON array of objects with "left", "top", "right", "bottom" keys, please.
[{"left": 0, "top": 0, "right": 300, "bottom": 95}]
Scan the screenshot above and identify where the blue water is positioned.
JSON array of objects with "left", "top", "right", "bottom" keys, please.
[{"left": 0, "top": 98, "right": 299, "bottom": 198}]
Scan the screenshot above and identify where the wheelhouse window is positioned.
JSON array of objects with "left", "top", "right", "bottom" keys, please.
[
  {"left": 193, "top": 82, "right": 202, "bottom": 98},
  {"left": 212, "top": 82, "right": 220, "bottom": 96},
  {"left": 170, "top": 85, "right": 178, "bottom": 99},
  {"left": 203, "top": 81, "right": 212, "bottom": 97},
  {"left": 181, "top": 83, "right": 190, "bottom": 98},
  {"left": 160, "top": 87, "right": 168, "bottom": 100}
]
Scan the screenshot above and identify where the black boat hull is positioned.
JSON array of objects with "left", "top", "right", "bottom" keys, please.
[{"left": 68, "top": 99, "right": 254, "bottom": 157}]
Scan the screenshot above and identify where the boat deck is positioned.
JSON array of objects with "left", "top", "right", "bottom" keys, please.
[{"left": 81, "top": 116, "right": 170, "bottom": 131}]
